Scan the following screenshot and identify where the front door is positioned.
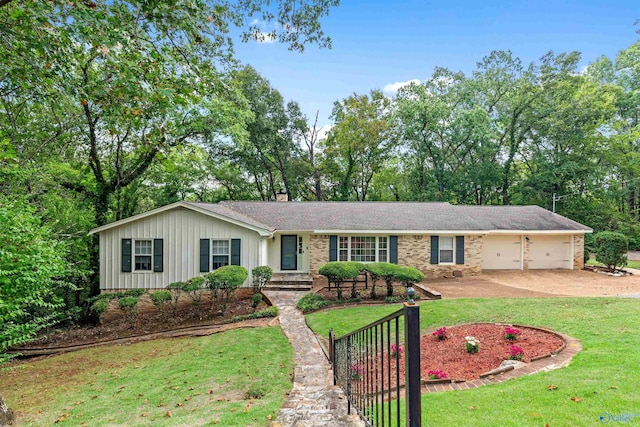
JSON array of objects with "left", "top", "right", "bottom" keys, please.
[{"left": 281, "top": 235, "right": 297, "bottom": 271}]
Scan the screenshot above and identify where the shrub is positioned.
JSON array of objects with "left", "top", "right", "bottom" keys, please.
[
  {"left": 384, "top": 294, "right": 421, "bottom": 304},
  {"left": 90, "top": 299, "right": 109, "bottom": 324},
  {"left": 504, "top": 327, "right": 521, "bottom": 341},
  {"left": 207, "top": 266, "right": 248, "bottom": 313},
  {"left": 318, "top": 262, "right": 360, "bottom": 300},
  {"left": 251, "top": 293, "right": 263, "bottom": 309},
  {"left": 296, "top": 293, "right": 332, "bottom": 313},
  {"left": 183, "top": 277, "right": 205, "bottom": 304},
  {"left": 465, "top": 336, "right": 479, "bottom": 354},
  {"left": 150, "top": 290, "right": 172, "bottom": 310},
  {"left": 166, "top": 281, "right": 184, "bottom": 314},
  {"left": 251, "top": 266, "right": 273, "bottom": 293},
  {"left": 595, "top": 231, "right": 628, "bottom": 271},
  {"left": 228, "top": 306, "right": 278, "bottom": 323},
  {"left": 123, "top": 288, "right": 145, "bottom": 297},
  {"left": 118, "top": 296, "right": 138, "bottom": 327},
  {"left": 432, "top": 327, "right": 447, "bottom": 340},
  {"left": 427, "top": 369, "right": 448, "bottom": 380},
  {"left": 394, "top": 266, "right": 425, "bottom": 287},
  {"left": 507, "top": 345, "right": 525, "bottom": 361},
  {"left": 364, "top": 263, "right": 402, "bottom": 297}
]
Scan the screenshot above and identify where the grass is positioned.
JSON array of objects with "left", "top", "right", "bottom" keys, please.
[
  {"left": 1, "top": 327, "right": 293, "bottom": 426},
  {"left": 586, "top": 258, "right": 640, "bottom": 269},
  {"left": 306, "top": 298, "right": 640, "bottom": 426}
]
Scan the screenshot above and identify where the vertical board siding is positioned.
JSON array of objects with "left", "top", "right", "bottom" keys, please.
[{"left": 99, "top": 208, "right": 260, "bottom": 290}]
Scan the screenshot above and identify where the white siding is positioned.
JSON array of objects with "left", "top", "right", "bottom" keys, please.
[
  {"left": 99, "top": 207, "right": 261, "bottom": 290},
  {"left": 267, "top": 233, "right": 311, "bottom": 273}
]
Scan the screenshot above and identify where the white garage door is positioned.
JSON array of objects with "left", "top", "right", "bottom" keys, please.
[
  {"left": 528, "top": 235, "right": 572, "bottom": 269},
  {"left": 482, "top": 236, "right": 522, "bottom": 270}
]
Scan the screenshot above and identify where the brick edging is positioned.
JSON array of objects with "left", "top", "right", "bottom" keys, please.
[{"left": 422, "top": 329, "right": 581, "bottom": 394}]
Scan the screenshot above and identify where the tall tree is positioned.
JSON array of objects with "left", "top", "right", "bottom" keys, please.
[{"left": 323, "top": 90, "right": 395, "bottom": 201}]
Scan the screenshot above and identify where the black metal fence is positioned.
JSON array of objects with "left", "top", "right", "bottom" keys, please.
[{"left": 329, "top": 303, "right": 422, "bottom": 427}]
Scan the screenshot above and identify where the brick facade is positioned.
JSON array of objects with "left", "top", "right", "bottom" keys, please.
[
  {"left": 306, "top": 233, "right": 586, "bottom": 277},
  {"left": 573, "top": 234, "right": 585, "bottom": 269}
]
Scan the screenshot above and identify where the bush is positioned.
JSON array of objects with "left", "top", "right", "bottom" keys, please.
[
  {"left": 124, "top": 288, "right": 145, "bottom": 297},
  {"left": 206, "top": 266, "right": 248, "bottom": 313},
  {"left": 394, "top": 266, "right": 425, "bottom": 287},
  {"left": 90, "top": 299, "right": 109, "bottom": 324},
  {"left": 183, "top": 277, "right": 205, "bottom": 304},
  {"left": 151, "top": 290, "right": 172, "bottom": 307},
  {"left": 251, "top": 266, "right": 273, "bottom": 293},
  {"left": 364, "top": 262, "right": 402, "bottom": 297},
  {"left": 318, "top": 261, "right": 361, "bottom": 300},
  {"left": 296, "top": 293, "right": 331, "bottom": 313},
  {"left": 595, "top": 231, "right": 628, "bottom": 271},
  {"left": 228, "top": 306, "right": 279, "bottom": 323},
  {"left": 245, "top": 384, "right": 267, "bottom": 400},
  {"left": 251, "top": 293, "right": 263, "bottom": 309},
  {"left": 118, "top": 296, "right": 138, "bottom": 327},
  {"left": 166, "top": 281, "right": 184, "bottom": 314}
]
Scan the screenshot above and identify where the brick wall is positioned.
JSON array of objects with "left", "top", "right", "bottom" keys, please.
[
  {"left": 573, "top": 234, "right": 585, "bottom": 269},
  {"left": 309, "top": 234, "right": 329, "bottom": 277},
  {"left": 397, "top": 235, "right": 483, "bottom": 278}
]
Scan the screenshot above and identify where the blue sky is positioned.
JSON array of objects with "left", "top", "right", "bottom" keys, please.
[{"left": 233, "top": 1, "right": 639, "bottom": 128}]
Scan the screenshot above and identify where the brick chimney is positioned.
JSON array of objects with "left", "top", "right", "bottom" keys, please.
[{"left": 276, "top": 189, "right": 288, "bottom": 202}]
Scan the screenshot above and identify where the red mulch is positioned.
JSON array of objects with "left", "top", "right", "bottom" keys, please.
[{"left": 353, "top": 323, "right": 565, "bottom": 390}]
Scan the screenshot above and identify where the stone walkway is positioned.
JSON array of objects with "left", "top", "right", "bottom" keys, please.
[{"left": 264, "top": 291, "right": 364, "bottom": 427}]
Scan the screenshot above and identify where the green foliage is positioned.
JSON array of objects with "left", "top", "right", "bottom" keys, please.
[
  {"left": 245, "top": 384, "right": 267, "bottom": 400},
  {"left": 394, "top": 266, "right": 425, "bottom": 286},
  {"left": 118, "top": 296, "right": 138, "bottom": 327},
  {"left": 364, "top": 262, "right": 402, "bottom": 297},
  {"left": 150, "top": 291, "right": 172, "bottom": 307},
  {"left": 319, "top": 262, "right": 361, "bottom": 300},
  {"left": 595, "top": 231, "right": 629, "bottom": 270},
  {"left": 0, "top": 196, "right": 66, "bottom": 359},
  {"left": 251, "top": 266, "right": 273, "bottom": 293},
  {"left": 384, "top": 294, "right": 421, "bottom": 304},
  {"left": 166, "top": 282, "right": 184, "bottom": 314},
  {"left": 182, "top": 277, "right": 205, "bottom": 304},
  {"left": 251, "top": 293, "right": 263, "bottom": 309},
  {"left": 228, "top": 306, "right": 279, "bottom": 323},
  {"left": 124, "top": 288, "right": 146, "bottom": 298},
  {"left": 89, "top": 299, "right": 109, "bottom": 324},
  {"left": 205, "top": 266, "right": 248, "bottom": 313},
  {"left": 296, "top": 293, "right": 332, "bottom": 313}
]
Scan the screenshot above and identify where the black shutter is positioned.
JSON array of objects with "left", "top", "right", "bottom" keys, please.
[
  {"left": 455, "top": 236, "right": 465, "bottom": 265},
  {"left": 121, "top": 239, "right": 132, "bottom": 272},
  {"left": 231, "top": 239, "right": 241, "bottom": 266},
  {"left": 389, "top": 236, "right": 398, "bottom": 264},
  {"left": 430, "top": 236, "right": 439, "bottom": 265},
  {"left": 329, "top": 235, "right": 338, "bottom": 261},
  {"left": 200, "top": 239, "right": 210, "bottom": 272},
  {"left": 153, "top": 239, "right": 163, "bottom": 272}
]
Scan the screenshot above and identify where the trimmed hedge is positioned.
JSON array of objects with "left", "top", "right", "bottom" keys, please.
[
  {"left": 394, "top": 266, "right": 425, "bottom": 286},
  {"left": 251, "top": 266, "right": 273, "bottom": 293}
]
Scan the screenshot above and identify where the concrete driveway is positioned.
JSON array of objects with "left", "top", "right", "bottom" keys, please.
[{"left": 426, "top": 270, "right": 640, "bottom": 299}]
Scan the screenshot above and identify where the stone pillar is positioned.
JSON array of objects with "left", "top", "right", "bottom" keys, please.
[
  {"left": 573, "top": 234, "right": 585, "bottom": 270},
  {"left": 309, "top": 235, "right": 329, "bottom": 277}
]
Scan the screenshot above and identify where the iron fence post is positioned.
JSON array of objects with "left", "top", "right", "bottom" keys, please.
[{"left": 404, "top": 302, "right": 422, "bottom": 427}]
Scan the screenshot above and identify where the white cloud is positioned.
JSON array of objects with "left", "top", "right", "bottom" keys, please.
[
  {"left": 316, "top": 124, "right": 333, "bottom": 141},
  {"left": 255, "top": 31, "right": 276, "bottom": 43},
  {"left": 250, "top": 18, "right": 261, "bottom": 26},
  {"left": 383, "top": 79, "right": 421, "bottom": 94}
]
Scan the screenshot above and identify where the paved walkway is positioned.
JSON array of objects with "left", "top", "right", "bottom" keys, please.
[{"left": 264, "top": 291, "right": 364, "bottom": 427}]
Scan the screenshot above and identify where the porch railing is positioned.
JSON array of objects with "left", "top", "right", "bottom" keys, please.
[{"left": 329, "top": 302, "right": 422, "bottom": 427}]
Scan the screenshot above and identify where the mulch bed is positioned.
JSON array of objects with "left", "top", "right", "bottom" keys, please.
[{"left": 16, "top": 289, "right": 270, "bottom": 350}]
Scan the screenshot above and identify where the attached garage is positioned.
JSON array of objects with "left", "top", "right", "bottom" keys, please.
[
  {"left": 482, "top": 235, "right": 522, "bottom": 270},
  {"left": 528, "top": 235, "right": 572, "bottom": 269}
]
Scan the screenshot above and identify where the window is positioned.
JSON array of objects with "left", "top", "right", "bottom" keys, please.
[
  {"left": 439, "top": 236, "right": 454, "bottom": 263},
  {"left": 212, "top": 239, "right": 230, "bottom": 270},
  {"left": 337, "top": 236, "right": 389, "bottom": 263},
  {"left": 351, "top": 236, "right": 376, "bottom": 262},
  {"left": 339, "top": 236, "right": 349, "bottom": 261},
  {"left": 378, "top": 236, "right": 388, "bottom": 261},
  {"left": 134, "top": 239, "right": 152, "bottom": 271}
]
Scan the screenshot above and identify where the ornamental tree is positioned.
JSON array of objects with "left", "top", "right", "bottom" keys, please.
[{"left": 595, "top": 231, "right": 628, "bottom": 271}]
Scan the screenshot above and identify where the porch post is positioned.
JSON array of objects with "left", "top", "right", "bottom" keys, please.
[{"left": 260, "top": 237, "right": 269, "bottom": 266}]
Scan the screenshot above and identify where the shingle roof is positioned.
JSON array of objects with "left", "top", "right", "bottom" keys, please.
[{"left": 208, "top": 201, "right": 591, "bottom": 232}]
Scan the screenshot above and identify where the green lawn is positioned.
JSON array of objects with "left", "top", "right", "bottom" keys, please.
[
  {"left": 0, "top": 327, "right": 293, "bottom": 426},
  {"left": 586, "top": 258, "right": 640, "bottom": 269},
  {"left": 307, "top": 298, "right": 640, "bottom": 426}
]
